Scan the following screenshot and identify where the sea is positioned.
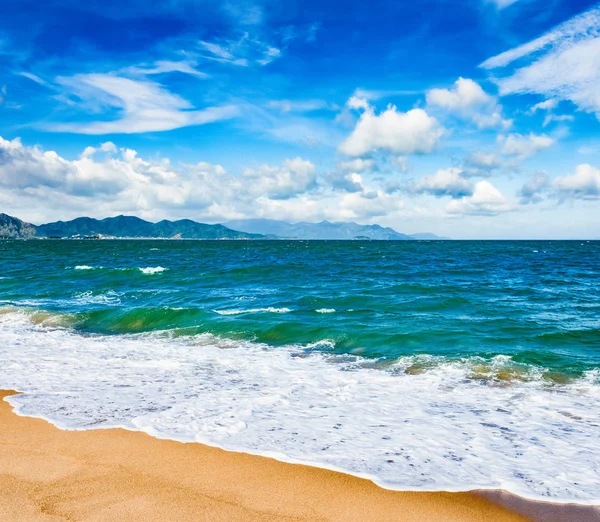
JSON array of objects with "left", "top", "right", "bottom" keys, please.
[{"left": 0, "top": 239, "right": 598, "bottom": 503}]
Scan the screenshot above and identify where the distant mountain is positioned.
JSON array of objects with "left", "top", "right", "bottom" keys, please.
[
  {"left": 1, "top": 213, "right": 448, "bottom": 240},
  {"left": 0, "top": 213, "right": 36, "bottom": 239},
  {"left": 224, "top": 219, "right": 420, "bottom": 240},
  {"left": 21, "top": 215, "right": 263, "bottom": 239},
  {"left": 408, "top": 232, "right": 450, "bottom": 240}
]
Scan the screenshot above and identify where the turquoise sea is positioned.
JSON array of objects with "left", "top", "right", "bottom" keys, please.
[{"left": 0, "top": 240, "right": 599, "bottom": 502}]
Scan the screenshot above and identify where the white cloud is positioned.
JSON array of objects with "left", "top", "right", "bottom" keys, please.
[
  {"left": 339, "top": 103, "right": 444, "bottom": 157},
  {"left": 543, "top": 114, "right": 574, "bottom": 127},
  {"left": 528, "top": 99, "right": 559, "bottom": 114},
  {"left": 427, "top": 77, "right": 493, "bottom": 110},
  {"left": 48, "top": 74, "right": 239, "bottom": 134},
  {"left": 426, "top": 77, "right": 511, "bottom": 129},
  {"left": 328, "top": 158, "right": 377, "bottom": 193},
  {"left": 446, "top": 180, "right": 513, "bottom": 215},
  {"left": 518, "top": 172, "right": 550, "bottom": 204},
  {"left": 554, "top": 164, "right": 600, "bottom": 200},
  {"left": 481, "top": 6, "right": 600, "bottom": 118},
  {"left": 464, "top": 151, "right": 503, "bottom": 173},
  {"left": 242, "top": 158, "right": 317, "bottom": 200},
  {"left": 17, "top": 72, "right": 50, "bottom": 86},
  {"left": 328, "top": 171, "right": 365, "bottom": 193},
  {"left": 199, "top": 34, "right": 282, "bottom": 67},
  {"left": 200, "top": 41, "right": 237, "bottom": 61},
  {"left": 500, "top": 133, "right": 554, "bottom": 158},
  {"left": 80, "top": 141, "right": 117, "bottom": 158},
  {"left": 338, "top": 158, "right": 376, "bottom": 172},
  {"left": 525, "top": 98, "right": 574, "bottom": 127},
  {"left": 0, "top": 135, "right": 406, "bottom": 224},
  {"left": 125, "top": 60, "right": 208, "bottom": 79},
  {"left": 347, "top": 96, "right": 370, "bottom": 110},
  {"left": 0, "top": 136, "right": 314, "bottom": 221},
  {"left": 268, "top": 99, "right": 335, "bottom": 113},
  {"left": 412, "top": 168, "right": 473, "bottom": 198},
  {"left": 257, "top": 46, "right": 281, "bottom": 65}
]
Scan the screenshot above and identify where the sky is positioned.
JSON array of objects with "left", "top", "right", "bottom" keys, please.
[{"left": 1, "top": 0, "right": 599, "bottom": 238}]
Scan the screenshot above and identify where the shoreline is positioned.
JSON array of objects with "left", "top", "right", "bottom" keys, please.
[{"left": 2, "top": 391, "right": 598, "bottom": 521}]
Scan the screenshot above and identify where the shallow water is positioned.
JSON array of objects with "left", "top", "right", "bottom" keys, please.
[{"left": 0, "top": 240, "right": 599, "bottom": 502}]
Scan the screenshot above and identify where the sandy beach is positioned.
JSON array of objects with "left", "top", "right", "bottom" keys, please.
[
  {"left": 0, "top": 390, "right": 529, "bottom": 522},
  {"left": 2, "top": 390, "right": 599, "bottom": 522}
]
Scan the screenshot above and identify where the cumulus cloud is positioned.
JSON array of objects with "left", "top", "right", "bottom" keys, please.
[
  {"left": 500, "top": 133, "right": 554, "bottom": 158},
  {"left": 426, "top": 77, "right": 511, "bottom": 129},
  {"left": 463, "top": 151, "right": 503, "bottom": 176},
  {"left": 554, "top": 164, "right": 600, "bottom": 200},
  {"left": 412, "top": 168, "right": 473, "bottom": 198},
  {"left": 518, "top": 172, "right": 550, "bottom": 204},
  {"left": 446, "top": 180, "right": 512, "bottom": 215},
  {"left": 0, "top": 135, "right": 320, "bottom": 221},
  {"left": 0, "top": 135, "right": 406, "bottom": 224},
  {"left": 242, "top": 158, "right": 317, "bottom": 199},
  {"left": 517, "top": 165, "right": 600, "bottom": 204},
  {"left": 338, "top": 158, "right": 376, "bottom": 172},
  {"left": 427, "top": 77, "right": 493, "bottom": 110},
  {"left": 339, "top": 102, "right": 444, "bottom": 157},
  {"left": 48, "top": 74, "right": 239, "bottom": 134},
  {"left": 328, "top": 171, "right": 365, "bottom": 193},
  {"left": 481, "top": 6, "right": 600, "bottom": 118}
]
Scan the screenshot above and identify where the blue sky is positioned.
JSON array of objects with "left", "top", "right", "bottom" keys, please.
[{"left": 1, "top": 0, "right": 599, "bottom": 238}]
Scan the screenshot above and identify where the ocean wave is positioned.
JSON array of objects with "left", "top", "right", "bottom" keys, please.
[
  {"left": 139, "top": 266, "right": 168, "bottom": 275},
  {"left": 316, "top": 308, "right": 336, "bottom": 313},
  {"left": 0, "top": 306, "right": 599, "bottom": 504},
  {"left": 70, "top": 265, "right": 168, "bottom": 275},
  {"left": 214, "top": 307, "right": 292, "bottom": 315}
]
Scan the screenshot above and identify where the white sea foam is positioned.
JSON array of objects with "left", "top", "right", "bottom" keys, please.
[
  {"left": 73, "top": 291, "right": 123, "bottom": 306},
  {"left": 139, "top": 266, "right": 168, "bottom": 275},
  {"left": 74, "top": 265, "right": 98, "bottom": 270},
  {"left": 214, "top": 307, "right": 292, "bottom": 315},
  {"left": 316, "top": 308, "right": 336, "bottom": 313},
  {"left": 0, "top": 308, "right": 599, "bottom": 504}
]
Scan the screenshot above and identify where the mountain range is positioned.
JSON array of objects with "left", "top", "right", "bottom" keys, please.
[
  {"left": 224, "top": 219, "right": 446, "bottom": 240},
  {"left": 0, "top": 213, "right": 447, "bottom": 240},
  {"left": 0, "top": 214, "right": 261, "bottom": 240}
]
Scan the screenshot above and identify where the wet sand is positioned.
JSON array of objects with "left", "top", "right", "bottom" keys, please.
[{"left": 0, "top": 390, "right": 595, "bottom": 521}]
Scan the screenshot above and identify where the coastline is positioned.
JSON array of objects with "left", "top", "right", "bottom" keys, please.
[
  {"left": 0, "top": 389, "right": 526, "bottom": 522},
  {"left": 3, "top": 391, "right": 597, "bottom": 521}
]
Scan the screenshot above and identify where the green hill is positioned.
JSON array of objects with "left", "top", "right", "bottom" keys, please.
[
  {"left": 0, "top": 214, "right": 37, "bottom": 239},
  {"left": 1, "top": 214, "right": 263, "bottom": 239}
]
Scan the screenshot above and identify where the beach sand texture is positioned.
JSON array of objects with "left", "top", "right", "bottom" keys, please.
[{"left": 0, "top": 390, "right": 530, "bottom": 522}]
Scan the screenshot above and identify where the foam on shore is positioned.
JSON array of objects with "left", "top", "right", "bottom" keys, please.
[{"left": 0, "top": 307, "right": 599, "bottom": 505}]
